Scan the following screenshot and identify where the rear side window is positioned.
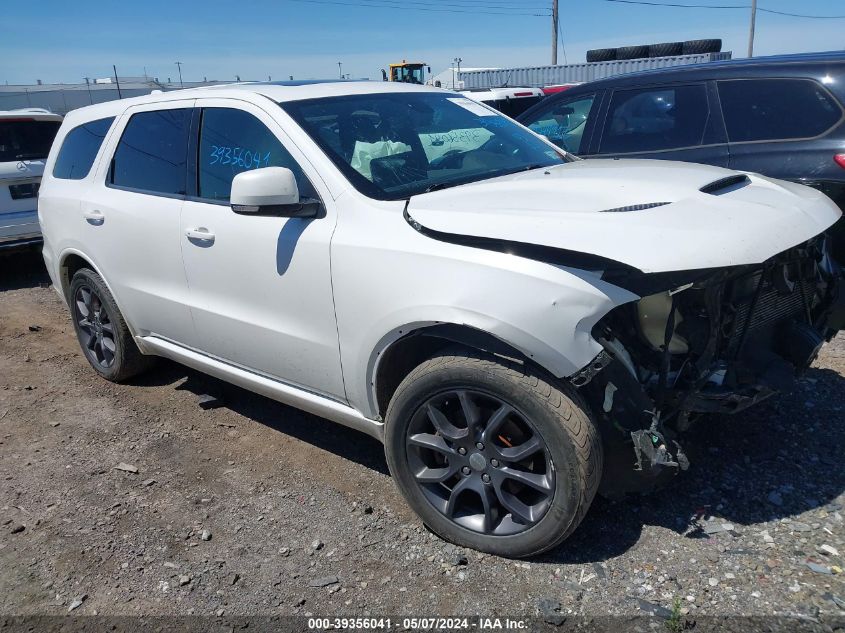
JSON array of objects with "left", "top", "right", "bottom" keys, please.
[
  {"left": 0, "top": 119, "right": 61, "bottom": 163},
  {"left": 110, "top": 109, "right": 191, "bottom": 196},
  {"left": 600, "top": 84, "right": 709, "bottom": 153},
  {"left": 52, "top": 117, "right": 114, "bottom": 180},
  {"left": 718, "top": 79, "right": 842, "bottom": 142},
  {"left": 198, "top": 108, "right": 316, "bottom": 202},
  {"left": 524, "top": 94, "right": 596, "bottom": 153}
]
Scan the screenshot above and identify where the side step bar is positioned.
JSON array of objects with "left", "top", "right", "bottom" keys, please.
[{"left": 138, "top": 336, "right": 385, "bottom": 442}]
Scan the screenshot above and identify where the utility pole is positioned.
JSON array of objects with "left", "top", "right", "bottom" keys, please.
[
  {"left": 113, "top": 65, "right": 122, "bottom": 98},
  {"left": 84, "top": 77, "right": 92, "bottom": 104},
  {"left": 551, "top": 0, "right": 559, "bottom": 65},
  {"left": 747, "top": 0, "right": 757, "bottom": 57},
  {"left": 175, "top": 61, "right": 184, "bottom": 87},
  {"left": 338, "top": 62, "right": 343, "bottom": 79}
]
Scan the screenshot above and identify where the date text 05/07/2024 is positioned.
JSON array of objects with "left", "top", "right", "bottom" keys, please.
[{"left": 307, "top": 617, "right": 531, "bottom": 630}]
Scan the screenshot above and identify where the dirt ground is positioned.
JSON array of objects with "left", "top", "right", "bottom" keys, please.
[{"left": 1, "top": 249, "right": 844, "bottom": 630}]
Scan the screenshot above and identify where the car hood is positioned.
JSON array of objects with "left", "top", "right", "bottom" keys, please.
[{"left": 406, "top": 159, "right": 843, "bottom": 274}]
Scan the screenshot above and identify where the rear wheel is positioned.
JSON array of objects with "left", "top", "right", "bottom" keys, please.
[
  {"left": 69, "top": 268, "right": 154, "bottom": 382},
  {"left": 385, "top": 350, "right": 602, "bottom": 558}
]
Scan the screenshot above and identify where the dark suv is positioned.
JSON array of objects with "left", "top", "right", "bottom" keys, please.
[{"left": 518, "top": 52, "right": 845, "bottom": 214}]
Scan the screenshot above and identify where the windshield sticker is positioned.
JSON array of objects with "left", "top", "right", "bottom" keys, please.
[{"left": 447, "top": 98, "right": 497, "bottom": 117}]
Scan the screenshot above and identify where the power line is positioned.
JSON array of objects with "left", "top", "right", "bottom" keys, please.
[
  {"left": 283, "top": 0, "right": 551, "bottom": 15},
  {"left": 601, "top": 0, "right": 845, "bottom": 19}
]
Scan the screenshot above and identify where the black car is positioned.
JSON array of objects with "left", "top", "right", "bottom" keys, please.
[{"left": 518, "top": 51, "right": 845, "bottom": 213}]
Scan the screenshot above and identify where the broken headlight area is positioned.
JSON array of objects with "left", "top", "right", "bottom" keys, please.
[{"left": 578, "top": 234, "right": 842, "bottom": 498}]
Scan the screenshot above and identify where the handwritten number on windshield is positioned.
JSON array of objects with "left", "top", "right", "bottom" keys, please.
[{"left": 209, "top": 145, "right": 271, "bottom": 169}]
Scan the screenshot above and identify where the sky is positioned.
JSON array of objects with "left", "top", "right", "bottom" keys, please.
[{"left": 2, "top": 0, "right": 844, "bottom": 85}]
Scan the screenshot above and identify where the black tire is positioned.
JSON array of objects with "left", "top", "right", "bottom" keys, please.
[
  {"left": 615, "top": 45, "right": 650, "bottom": 60},
  {"left": 69, "top": 268, "right": 154, "bottom": 382},
  {"left": 682, "top": 39, "right": 722, "bottom": 55},
  {"left": 586, "top": 48, "right": 617, "bottom": 63},
  {"left": 648, "top": 42, "right": 683, "bottom": 58},
  {"left": 384, "top": 349, "right": 602, "bottom": 558}
]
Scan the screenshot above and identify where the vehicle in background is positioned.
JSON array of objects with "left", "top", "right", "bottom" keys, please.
[
  {"left": 382, "top": 61, "right": 431, "bottom": 85},
  {"left": 540, "top": 83, "right": 581, "bottom": 96},
  {"left": 458, "top": 87, "right": 545, "bottom": 118},
  {"left": 517, "top": 52, "right": 845, "bottom": 228},
  {"left": 0, "top": 109, "right": 62, "bottom": 250}
]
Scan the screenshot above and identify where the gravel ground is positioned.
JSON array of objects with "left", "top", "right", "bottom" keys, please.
[{"left": 0, "top": 250, "right": 844, "bottom": 631}]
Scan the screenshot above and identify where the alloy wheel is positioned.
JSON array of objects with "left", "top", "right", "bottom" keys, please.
[
  {"left": 73, "top": 285, "right": 117, "bottom": 369},
  {"left": 406, "top": 389, "right": 556, "bottom": 536}
]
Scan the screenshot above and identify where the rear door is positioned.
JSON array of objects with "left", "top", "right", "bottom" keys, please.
[
  {"left": 716, "top": 77, "right": 845, "bottom": 183},
  {"left": 588, "top": 82, "right": 729, "bottom": 167},
  {"left": 82, "top": 100, "right": 196, "bottom": 344}
]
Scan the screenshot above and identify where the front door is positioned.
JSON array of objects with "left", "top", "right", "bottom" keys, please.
[
  {"left": 180, "top": 100, "right": 345, "bottom": 401},
  {"left": 587, "top": 83, "right": 730, "bottom": 167}
]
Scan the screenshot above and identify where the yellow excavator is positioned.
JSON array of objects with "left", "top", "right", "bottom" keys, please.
[{"left": 381, "top": 61, "right": 431, "bottom": 85}]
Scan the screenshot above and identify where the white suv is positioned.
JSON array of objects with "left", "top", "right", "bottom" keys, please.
[{"left": 39, "top": 81, "right": 843, "bottom": 557}]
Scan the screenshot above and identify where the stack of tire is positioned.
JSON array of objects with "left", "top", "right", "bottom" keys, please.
[{"left": 586, "top": 39, "right": 721, "bottom": 63}]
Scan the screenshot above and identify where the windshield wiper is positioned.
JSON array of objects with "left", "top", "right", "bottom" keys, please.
[{"left": 423, "top": 181, "right": 459, "bottom": 193}]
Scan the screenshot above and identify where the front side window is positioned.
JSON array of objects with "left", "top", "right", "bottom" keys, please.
[
  {"left": 110, "top": 109, "right": 191, "bottom": 196},
  {"left": 718, "top": 78, "right": 842, "bottom": 142},
  {"left": 524, "top": 94, "right": 596, "bottom": 153},
  {"left": 52, "top": 117, "right": 114, "bottom": 180},
  {"left": 280, "top": 92, "right": 568, "bottom": 200},
  {"left": 600, "top": 84, "right": 709, "bottom": 153},
  {"left": 0, "top": 119, "right": 61, "bottom": 163},
  {"left": 198, "top": 108, "right": 316, "bottom": 202}
]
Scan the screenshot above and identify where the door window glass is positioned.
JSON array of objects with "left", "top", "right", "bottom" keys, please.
[
  {"left": 110, "top": 109, "right": 191, "bottom": 195},
  {"left": 524, "top": 94, "right": 596, "bottom": 153},
  {"left": 52, "top": 117, "right": 114, "bottom": 180},
  {"left": 718, "top": 78, "right": 842, "bottom": 142},
  {"left": 600, "top": 84, "right": 709, "bottom": 153},
  {"left": 198, "top": 108, "right": 315, "bottom": 202}
]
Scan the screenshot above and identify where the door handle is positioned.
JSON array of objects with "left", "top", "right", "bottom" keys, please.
[
  {"left": 83, "top": 209, "right": 105, "bottom": 225},
  {"left": 185, "top": 227, "right": 215, "bottom": 244}
]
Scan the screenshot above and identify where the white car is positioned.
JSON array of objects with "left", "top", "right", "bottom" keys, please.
[
  {"left": 38, "top": 81, "right": 843, "bottom": 557},
  {"left": 458, "top": 87, "right": 545, "bottom": 119},
  {"left": 0, "top": 109, "right": 62, "bottom": 249}
]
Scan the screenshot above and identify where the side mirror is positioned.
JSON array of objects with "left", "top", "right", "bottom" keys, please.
[{"left": 230, "top": 167, "right": 319, "bottom": 218}]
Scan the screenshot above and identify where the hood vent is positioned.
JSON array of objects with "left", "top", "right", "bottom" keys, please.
[
  {"left": 700, "top": 174, "right": 750, "bottom": 195},
  {"left": 599, "top": 201, "right": 670, "bottom": 213}
]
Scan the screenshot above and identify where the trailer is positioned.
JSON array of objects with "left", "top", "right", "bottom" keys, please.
[{"left": 457, "top": 51, "right": 732, "bottom": 89}]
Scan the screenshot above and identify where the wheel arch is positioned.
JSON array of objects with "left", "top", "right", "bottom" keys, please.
[
  {"left": 371, "top": 322, "right": 560, "bottom": 420},
  {"left": 57, "top": 249, "right": 137, "bottom": 337}
]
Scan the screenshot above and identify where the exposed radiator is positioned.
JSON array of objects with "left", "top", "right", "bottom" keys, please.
[{"left": 726, "top": 273, "right": 809, "bottom": 354}]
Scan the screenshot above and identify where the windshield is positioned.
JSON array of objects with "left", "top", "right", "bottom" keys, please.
[
  {"left": 0, "top": 119, "right": 61, "bottom": 162},
  {"left": 280, "top": 92, "right": 569, "bottom": 200},
  {"left": 393, "top": 66, "right": 424, "bottom": 84}
]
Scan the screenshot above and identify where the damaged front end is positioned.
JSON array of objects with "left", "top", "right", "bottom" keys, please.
[{"left": 574, "top": 234, "right": 844, "bottom": 498}]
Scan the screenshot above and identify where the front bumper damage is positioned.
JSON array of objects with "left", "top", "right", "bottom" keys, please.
[{"left": 574, "top": 233, "right": 843, "bottom": 498}]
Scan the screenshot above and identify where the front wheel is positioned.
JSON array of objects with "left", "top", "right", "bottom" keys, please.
[{"left": 385, "top": 350, "right": 602, "bottom": 558}]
